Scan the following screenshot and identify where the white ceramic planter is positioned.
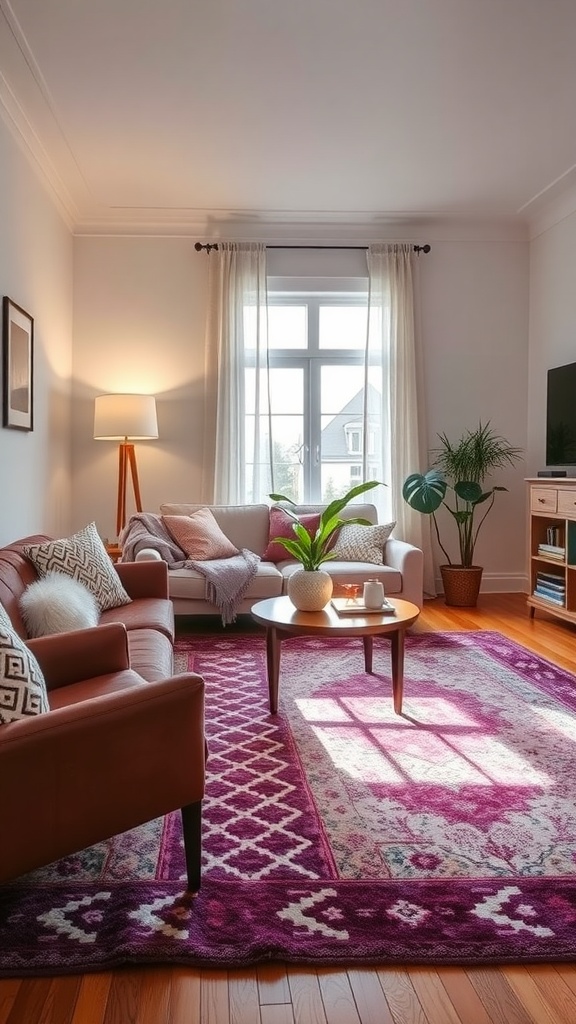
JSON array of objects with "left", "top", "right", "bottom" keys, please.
[{"left": 287, "top": 568, "right": 333, "bottom": 611}]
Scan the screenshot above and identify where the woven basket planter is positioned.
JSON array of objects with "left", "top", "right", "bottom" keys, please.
[
  {"left": 287, "top": 569, "right": 333, "bottom": 611},
  {"left": 440, "top": 565, "right": 483, "bottom": 608}
]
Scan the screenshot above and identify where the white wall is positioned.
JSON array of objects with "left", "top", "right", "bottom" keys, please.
[
  {"left": 72, "top": 233, "right": 530, "bottom": 591},
  {"left": 420, "top": 241, "right": 529, "bottom": 591},
  {"left": 0, "top": 117, "right": 73, "bottom": 545},
  {"left": 528, "top": 209, "right": 576, "bottom": 475},
  {"left": 72, "top": 237, "right": 209, "bottom": 544}
]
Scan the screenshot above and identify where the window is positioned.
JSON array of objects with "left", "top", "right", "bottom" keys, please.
[
  {"left": 245, "top": 287, "right": 383, "bottom": 503},
  {"left": 345, "top": 424, "right": 362, "bottom": 454}
]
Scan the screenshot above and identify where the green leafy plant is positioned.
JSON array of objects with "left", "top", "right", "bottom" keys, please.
[
  {"left": 402, "top": 422, "right": 523, "bottom": 567},
  {"left": 269, "top": 480, "right": 382, "bottom": 571}
]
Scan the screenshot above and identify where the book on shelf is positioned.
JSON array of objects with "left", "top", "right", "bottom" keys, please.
[
  {"left": 535, "top": 581, "right": 565, "bottom": 596},
  {"left": 538, "top": 542, "right": 565, "bottom": 554},
  {"left": 532, "top": 577, "right": 565, "bottom": 593},
  {"left": 537, "top": 547, "right": 565, "bottom": 560},
  {"left": 535, "top": 582, "right": 565, "bottom": 598},
  {"left": 546, "top": 526, "right": 562, "bottom": 546},
  {"left": 536, "top": 570, "right": 566, "bottom": 585},
  {"left": 533, "top": 587, "right": 565, "bottom": 606}
]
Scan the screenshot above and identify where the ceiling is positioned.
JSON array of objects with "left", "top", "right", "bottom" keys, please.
[{"left": 1, "top": 0, "right": 576, "bottom": 235}]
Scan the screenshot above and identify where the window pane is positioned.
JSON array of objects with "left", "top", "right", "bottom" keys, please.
[
  {"left": 319, "top": 306, "right": 367, "bottom": 350},
  {"left": 319, "top": 365, "right": 365, "bottom": 501},
  {"left": 245, "top": 367, "right": 304, "bottom": 503},
  {"left": 320, "top": 365, "right": 365, "bottom": 417},
  {"left": 245, "top": 367, "right": 303, "bottom": 415},
  {"left": 268, "top": 305, "right": 307, "bottom": 349}
]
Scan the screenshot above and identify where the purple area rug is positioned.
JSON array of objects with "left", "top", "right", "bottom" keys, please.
[{"left": 3, "top": 629, "right": 576, "bottom": 975}]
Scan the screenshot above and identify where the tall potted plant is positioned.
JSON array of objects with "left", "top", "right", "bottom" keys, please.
[
  {"left": 402, "top": 422, "right": 523, "bottom": 606},
  {"left": 269, "top": 479, "right": 382, "bottom": 610}
]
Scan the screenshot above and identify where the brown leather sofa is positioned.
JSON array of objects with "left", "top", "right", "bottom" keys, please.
[
  {"left": 0, "top": 534, "right": 176, "bottom": 681},
  {"left": 0, "top": 535, "right": 206, "bottom": 891}
]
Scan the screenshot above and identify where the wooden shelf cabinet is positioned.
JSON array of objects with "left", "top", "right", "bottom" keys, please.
[{"left": 527, "top": 478, "right": 576, "bottom": 623}]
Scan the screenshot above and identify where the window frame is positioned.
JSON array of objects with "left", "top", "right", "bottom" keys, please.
[{"left": 264, "top": 284, "right": 370, "bottom": 502}]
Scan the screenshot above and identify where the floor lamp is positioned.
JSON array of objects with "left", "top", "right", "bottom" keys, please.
[{"left": 94, "top": 394, "right": 159, "bottom": 538}]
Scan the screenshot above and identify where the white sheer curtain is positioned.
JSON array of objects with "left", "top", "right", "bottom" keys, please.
[
  {"left": 202, "top": 242, "right": 271, "bottom": 504},
  {"left": 365, "top": 243, "right": 436, "bottom": 596}
]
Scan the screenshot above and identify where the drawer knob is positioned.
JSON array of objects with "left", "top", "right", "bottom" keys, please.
[{"left": 538, "top": 497, "right": 545, "bottom": 503}]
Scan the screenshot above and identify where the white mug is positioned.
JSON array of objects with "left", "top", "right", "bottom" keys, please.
[{"left": 363, "top": 579, "right": 384, "bottom": 609}]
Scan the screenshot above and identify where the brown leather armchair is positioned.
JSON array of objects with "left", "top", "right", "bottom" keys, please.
[{"left": 0, "top": 621, "right": 205, "bottom": 892}]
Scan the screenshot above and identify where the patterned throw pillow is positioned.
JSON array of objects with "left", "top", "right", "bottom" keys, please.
[
  {"left": 0, "top": 604, "right": 49, "bottom": 724},
  {"left": 20, "top": 573, "right": 100, "bottom": 638},
  {"left": 23, "top": 522, "right": 131, "bottom": 612},
  {"left": 330, "top": 521, "right": 396, "bottom": 564},
  {"left": 162, "top": 508, "right": 239, "bottom": 560},
  {"left": 263, "top": 508, "right": 321, "bottom": 563}
]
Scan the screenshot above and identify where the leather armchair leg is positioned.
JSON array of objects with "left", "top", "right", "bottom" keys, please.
[{"left": 181, "top": 801, "right": 202, "bottom": 893}]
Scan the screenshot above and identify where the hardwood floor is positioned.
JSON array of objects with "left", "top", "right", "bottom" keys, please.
[{"left": 3, "top": 593, "right": 576, "bottom": 1024}]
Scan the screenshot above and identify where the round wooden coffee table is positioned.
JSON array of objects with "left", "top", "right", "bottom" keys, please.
[{"left": 251, "top": 595, "right": 420, "bottom": 715}]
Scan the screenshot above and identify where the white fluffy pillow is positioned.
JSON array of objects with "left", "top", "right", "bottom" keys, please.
[{"left": 20, "top": 573, "right": 100, "bottom": 638}]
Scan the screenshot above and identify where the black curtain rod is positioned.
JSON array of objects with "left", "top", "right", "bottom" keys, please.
[{"left": 194, "top": 242, "right": 431, "bottom": 254}]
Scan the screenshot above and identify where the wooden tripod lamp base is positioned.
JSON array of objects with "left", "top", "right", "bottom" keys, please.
[
  {"left": 94, "top": 393, "right": 159, "bottom": 540},
  {"left": 116, "top": 441, "right": 143, "bottom": 538}
]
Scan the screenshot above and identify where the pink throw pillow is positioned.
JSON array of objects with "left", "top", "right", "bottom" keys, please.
[
  {"left": 162, "top": 509, "right": 239, "bottom": 560},
  {"left": 263, "top": 508, "right": 321, "bottom": 563}
]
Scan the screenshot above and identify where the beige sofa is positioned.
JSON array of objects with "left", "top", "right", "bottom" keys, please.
[{"left": 133, "top": 502, "right": 423, "bottom": 615}]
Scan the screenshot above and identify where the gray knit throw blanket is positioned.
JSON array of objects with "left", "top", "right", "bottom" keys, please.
[
  {"left": 190, "top": 549, "right": 261, "bottom": 625},
  {"left": 119, "top": 513, "right": 260, "bottom": 624}
]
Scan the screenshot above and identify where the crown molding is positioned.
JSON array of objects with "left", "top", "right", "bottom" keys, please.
[
  {"left": 72, "top": 208, "right": 530, "bottom": 242},
  {"left": 0, "top": 1, "right": 88, "bottom": 227},
  {"left": 522, "top": 169, "right": 576, "bottom": 239}
]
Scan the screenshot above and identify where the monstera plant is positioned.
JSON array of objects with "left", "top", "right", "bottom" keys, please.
[{"left": 402, "top": 422, "right": 523, "bottom": 605}]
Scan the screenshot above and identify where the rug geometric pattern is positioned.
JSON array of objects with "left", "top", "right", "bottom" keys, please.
[{"left": 3, "top": 630, "right": 576, "bottom": 975}]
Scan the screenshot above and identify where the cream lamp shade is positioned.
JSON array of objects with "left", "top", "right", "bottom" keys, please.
[
  {"left": 93, "top": 394, "right": 158, "bottom": 440},
  {"left": 93, "top": 394, "right": 158, "bottom": 539}
]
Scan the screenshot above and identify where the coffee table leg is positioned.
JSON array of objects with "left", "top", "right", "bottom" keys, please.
[
  {"left": 390, "top": 629, "right": 405, "bottom": 714},
  {"left": 266, "top": 626, "right": 281, "bottom": 713},
  {"left": 363, "top": 635, "right": 374, "bottom": 673}
]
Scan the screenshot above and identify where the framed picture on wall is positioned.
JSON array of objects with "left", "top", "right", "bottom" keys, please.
[{"left": 3, "top": 297, "right": 33, "bottom": 431}]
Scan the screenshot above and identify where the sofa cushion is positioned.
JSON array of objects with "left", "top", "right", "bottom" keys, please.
[
  {"left": 19, "top": 573, "right": 100, "bottom": 638},
  {"left": 160, "top": 503, "right": 271, "bottom": 556},
  {"left": 100, "top": 596, "right": 175, "bottom": 643},
  {"left": 162, "top": 508, "right": 239, "bottom": 560},
  {"left": 126, "top": 628, "right": 175, "bottom": 683},
  {"left": 0, "top": 604, "right": 49, "bottom": 723},
  {"left": 263, "top": 507, "right": 321, "bottom": 562},
  {"left": 330, "top": 521, "right": 396, "bottom": 564},
  {"left": 23, "top": 523, "right": 131, "bottom": 612},
  {"left": 168, "top": 560, "right": 284, "bottom": 601}
]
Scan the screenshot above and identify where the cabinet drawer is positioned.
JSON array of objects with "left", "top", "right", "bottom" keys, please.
[
  {"left": 557, "top": 489, "right": 576, "bottom": 518},
  {"left": 531, "top": 487, "right": 558, "bottom": 513}
]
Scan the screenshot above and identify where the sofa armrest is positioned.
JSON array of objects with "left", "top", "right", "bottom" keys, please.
[
  {"left": 114, "top": 558, "right": 169, "bottom": 599},
  {"left": 28, "top": 622, "right": 130, "bottom": 690},
  {"left": 0, "top": 672, "right": 205, "bottom": 883},
  {"left": 385, "top": 538, "right": 424, "bottom": 609}
]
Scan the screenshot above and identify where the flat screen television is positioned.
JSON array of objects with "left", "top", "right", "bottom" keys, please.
[{"left": 546, "top": 361, "right": 576, "bottom": 465}]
